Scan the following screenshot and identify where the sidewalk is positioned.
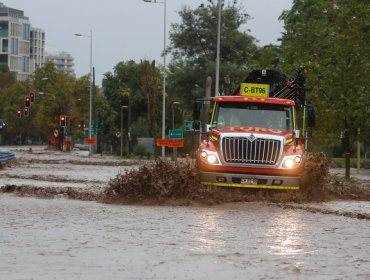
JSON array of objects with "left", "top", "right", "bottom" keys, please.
[{"left": 330, "top": 168, "right": 370, "bottom": 181}]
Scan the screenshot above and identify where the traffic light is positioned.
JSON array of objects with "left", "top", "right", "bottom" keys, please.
[
  {"left": 24, "top": 107, "right": 29, "bottom": 117},
  {"left": 17, "top": 108, "right": 21, "bottom": 118},
  {"left": 30, "top": 92, "right": 35, "bottom": 102},
  {"left": 25, "top": 96, "right": 31, "bottom": 107},
  {"left": 60, "top": 115, "right": 67, "bottom": 127}
]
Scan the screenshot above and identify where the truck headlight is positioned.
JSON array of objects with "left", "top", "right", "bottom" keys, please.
[
  {"left": 200, "top": 150, "right": 220, "bottom": 165},
  {"left": 207, "top": 154, "right": 218, "bottom": 164},
  {"left": 284, "top": 158, "right": 295, "bottom": 168},
  {"left": 282, "top": 155, "right": 302, "bottom": 169}
]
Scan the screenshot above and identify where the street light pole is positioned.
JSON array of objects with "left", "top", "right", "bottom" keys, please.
[
  {"left": 75, "top": 30, "right": 93, "bottom": 156},
  {"left": 120, "top": 106, "right": 128, "bottom": 157},
  {"left": 143, "top": 0, "right": 167, "bottom": 158},
  {"left": 172, "top": 101, "right": 180, "bottom": 161},
  {"left": 215, "top": 0, "right": 222, "bottom": 96},
  {"left": 172, "top": 102, "right": 180, "bottom": 130}
]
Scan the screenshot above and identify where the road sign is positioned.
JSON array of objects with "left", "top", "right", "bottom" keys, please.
[
  {"left": 169, "top": 129, "right": 183, "bottom": 139},
  {"left": 156, "top": 138, "right": 184, "bottom": 147},
  {"left": 63, "top": 141, "right": 73, "bottom": 147},
  {"left": 168, "top": 139, "right": 184, "bottom": 147},
  {"left": 156, "top": 138, "right": 168, "bottom": 146},
  {"left": 115, "top": 131, "right": 122, "bottom": 138},
  {"left": 85, "top": 138, "right": 96, "bottom": 145},
  {"left": 184, "top": 120, "right": 193, "bottom": 132},
  {"left": 53, "top": 129, "right": 59, "bottom": 138}
]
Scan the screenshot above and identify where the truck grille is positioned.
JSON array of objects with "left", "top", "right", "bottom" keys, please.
[{"left": 221, "top": 136, "right": 281, "bottom": 165}]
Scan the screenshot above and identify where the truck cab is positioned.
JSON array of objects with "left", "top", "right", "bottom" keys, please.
[{"left": 195, "top": 68, "right": 315, "bottom": 190}]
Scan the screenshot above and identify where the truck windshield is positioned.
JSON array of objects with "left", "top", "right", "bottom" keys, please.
[{"left": 213, "top": 102, "right": 293, "bottom": 131}]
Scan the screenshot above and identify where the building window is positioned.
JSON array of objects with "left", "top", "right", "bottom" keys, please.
[
  {"left": 9, "top": 56, "right": 18, "bottom": 70},
  {"left": 0, "top": 21, "right": 8, "bottom": 37},
  {"left": 22, "top": 56, "right": 29, "bottom": 72},
  {"left": 0, "top": 54, "right": 8, "bottom": 63},
  {"left": 22, "top": 24, "right": 30, "bottom": 40},
  {"left": 11, "top": 38, "right": 18, "bottom": 55},
  {"left": 2, "top": 39, "right": 8, "bottom": 52}
]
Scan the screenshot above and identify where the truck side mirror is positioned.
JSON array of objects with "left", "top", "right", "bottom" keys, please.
[
  {"left": 293, "top": 129, "right": 304, "bottom": 146},
  {"left": 193, "top": 101, "right": 201, "bottom": 121},
  {"left": 307, "top": 106, "right": 316, "bottom": 128}
]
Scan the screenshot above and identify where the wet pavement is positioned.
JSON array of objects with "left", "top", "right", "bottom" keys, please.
[
  {"left": 0, "top": 196, "right": 369, "bottom": 279},
  {"left": 0, "top": 146, "right": 369, "bottom": 279}
]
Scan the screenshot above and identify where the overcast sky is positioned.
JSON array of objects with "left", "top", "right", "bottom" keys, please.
[{"left": 5, "top": 0, "right": 292, "bottom": 86}]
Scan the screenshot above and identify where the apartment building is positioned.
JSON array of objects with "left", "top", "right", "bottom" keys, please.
[
  {"left": 45, "top": 51, "right": 75, "bottom": 75},
  {"left": 0, "top": 2, "right": 32, "bottom": 80},
  {"left": 30, "top": 27, "right": 45, "bottom": 72},
  {"left": 0, "top": 3, "right": 75, "bottom": 80}
]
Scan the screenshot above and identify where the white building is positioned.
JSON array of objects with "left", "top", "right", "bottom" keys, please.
[
  {"left": 0, "top": 2, "right": 31, "bottom": 80},
  {"left": 30, "top": 27, "right": 45, "bottom": 72},
  {"left": 45, "top": 51, "right": 74, "bottom": 75}
]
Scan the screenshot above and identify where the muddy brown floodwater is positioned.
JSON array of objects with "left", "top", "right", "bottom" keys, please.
[{"left": 0, "top": 146, "right": 369, "bottom": 279}]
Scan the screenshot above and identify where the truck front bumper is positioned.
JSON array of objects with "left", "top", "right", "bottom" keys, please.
[{"left": 200, "top": 171, "right": 300, "bottom": 190}]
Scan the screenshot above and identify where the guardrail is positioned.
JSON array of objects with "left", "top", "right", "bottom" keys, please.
[{"left": 0, "top": 152, "right": 15, "bottom": 162}]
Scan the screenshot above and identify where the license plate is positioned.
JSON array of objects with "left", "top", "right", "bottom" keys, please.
[{"left": 241, "top": 178, "right": 258, "bottom": 185}]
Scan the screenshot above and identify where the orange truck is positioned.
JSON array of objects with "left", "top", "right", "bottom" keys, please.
[{"left": 194, "top": 68, "right": 316, "bottom": 190}]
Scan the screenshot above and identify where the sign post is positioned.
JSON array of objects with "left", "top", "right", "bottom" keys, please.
[
  {"left": 169, "top": 129, "right": 183, "bottom": 161},
  {"left": 169, "top": 129, "right": 183, "bottom": 139}
]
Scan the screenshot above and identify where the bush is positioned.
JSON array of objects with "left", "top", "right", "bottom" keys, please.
[
  {"left": 132, "top": 144, "right": 148, "bottom": 157},
  {"left": 130, "top": 116, "right": 150, "bottom": 140}
]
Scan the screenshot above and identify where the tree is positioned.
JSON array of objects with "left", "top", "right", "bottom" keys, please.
[
  {"left": 0, "top": 61, "right": 110, "bottom": 145},
  {"left": 140, "top": 60, "right": 161, "bottom": 137},
  {"left": 279, "top": 0, "right": 370, "bottom": 149},
  {"left": 168, "top": 0, "right": 259, "bottom": 111},
  {"left": 0, "top": 63, "right": 15, "bottom": 91},
  {"left": 32, "top": 63, "right": 82, "bottom": 139},
  {"left": 102, "top": 60, "right": 162, "bottom": 140},
  {"left": 251, "top": 44, "right": 282, "bottom": 70},
  {"left": 0, "top": 80, "right": 35, "bottom": 143}
]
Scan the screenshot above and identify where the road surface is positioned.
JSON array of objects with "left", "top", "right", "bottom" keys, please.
[{"left": 0, "top": 146, "right": 369, "bottom": 279}]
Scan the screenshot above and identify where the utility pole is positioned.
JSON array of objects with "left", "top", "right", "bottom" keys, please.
[
  {"left": 215, "top": 0, "right": 222, "bottom": 96},
  {"left": 357, "top": 127, "right": 361, "bottom": 172},
  {"left": 341, "top": 119, "right": 351, "bottom": 180}
]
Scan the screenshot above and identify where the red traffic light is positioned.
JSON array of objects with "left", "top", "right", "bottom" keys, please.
[
  {"left": 25, "top": 96, "right": 31, "bottom": 107},
  {"left": 30, "top": 92, "right": 35, "bottom": 102},
  {"left": 24, "top": 107, "right": 29, "bottom": 117},
  {"left": 17, "top": 108, "right": 22, "bottom": 118},
  {"left": 60, "top": 115, "right": 67, "bottom": 127}
]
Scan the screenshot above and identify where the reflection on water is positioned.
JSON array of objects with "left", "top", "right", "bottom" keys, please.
[
  {"left": 188, "top": 206, "right": 319, "bottom": 257},
  {"left": 266, "top": 211, "right": 316, "bottom": 256},
  {"left": 190, "top": 210, "right": 227, "bottom": 254}
]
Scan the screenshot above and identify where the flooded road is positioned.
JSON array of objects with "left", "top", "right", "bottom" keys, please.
[
  {"left": 0, "top": 146, "right": 369, "bottom": 279},
  {"left": 0, "top": 196, "right": 369, "bottom": 279}
]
